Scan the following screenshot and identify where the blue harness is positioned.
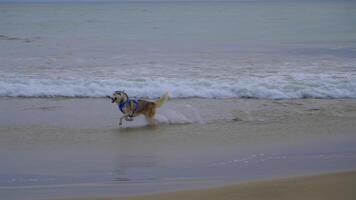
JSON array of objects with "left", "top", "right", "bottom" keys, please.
[{"left": 118, "top": 99, "right": 139, "bottom": 117}]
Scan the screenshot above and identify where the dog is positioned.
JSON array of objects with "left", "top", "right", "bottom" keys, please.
[{"left": 107, "top": 91, "right": 169, "bottom": 126}]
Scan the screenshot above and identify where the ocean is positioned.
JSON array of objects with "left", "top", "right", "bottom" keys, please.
[
  {"left": 1, "top": 2, "right": 356, "bottom": 199},
  {"left": 1, "top": 0, "right": 356, "bottom": 99}
]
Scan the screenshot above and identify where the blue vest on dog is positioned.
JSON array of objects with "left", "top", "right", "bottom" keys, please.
[{"left": 118, "top": 99, "right": 139, "bottom": 116}]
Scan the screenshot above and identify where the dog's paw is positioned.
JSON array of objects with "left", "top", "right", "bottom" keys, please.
[{"left": 125, "top": 117, "right": 133, "bottom": 121}]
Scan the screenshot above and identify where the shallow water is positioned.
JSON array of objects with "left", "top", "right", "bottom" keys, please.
[
  {"left": 0, "top": 98, "right": 356, "bottom": 199},
  {"left": 1, "top": 1, "right": 356, "bottom": 199}
]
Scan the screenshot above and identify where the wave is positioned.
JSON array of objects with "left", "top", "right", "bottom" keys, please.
[
  {"left": 0, "top": 34, "right": 34, "bottom": 43},
  {"left": 0, "top": 73, "right": 355, "bottom": 99}
]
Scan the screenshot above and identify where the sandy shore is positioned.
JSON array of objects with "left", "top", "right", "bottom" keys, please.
[
  {"left": 1, "top": 98, "right": 356, "bottom": 199},
  {"left": 61, "top": 170, "right": 356, "bottom": 200}
]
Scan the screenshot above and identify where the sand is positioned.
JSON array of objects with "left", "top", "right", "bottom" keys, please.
[
  {"left": 61, "top": 170, "right": 356, "bottom": 200},
  {"left": 1, "top": 98, "right": 356, "bottom": 200}
]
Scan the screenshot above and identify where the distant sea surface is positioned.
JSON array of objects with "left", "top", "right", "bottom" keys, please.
[{"left": 1, "top": 0, "right": 356, "bottom": 99}]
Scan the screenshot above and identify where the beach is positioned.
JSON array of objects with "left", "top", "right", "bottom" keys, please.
[
  {"left": 1, "top": 1, "right": 356, "bottom": 199},
  {"left": 1, "top": 98, "right": 356, "bottom": 199},
  {"left": 62, "top": 170, "right": 356, "bottom": 200}
]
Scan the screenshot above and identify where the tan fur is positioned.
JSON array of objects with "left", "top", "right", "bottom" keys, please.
[{"left": 110, "top": 91, "right": 169, "bottom": 126}]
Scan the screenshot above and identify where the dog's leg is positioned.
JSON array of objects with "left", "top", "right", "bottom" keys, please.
[
  {"left": 119, "top": 115, "right": 125, "bottom": 126},
  {"left": 145, "top": 115, "right": 157, "bottom": 126},
  {"left": 125, "top": 115, "right": 133, "bottom": 121},
  {"left": 144, "top": 105, "right": 157, "bottom": 126},
  {"left": 119, "top": 114, "right": 134, "bottom": 126}
]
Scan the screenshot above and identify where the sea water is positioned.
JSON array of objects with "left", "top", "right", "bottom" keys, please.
[
  {"left": 1, "top": 0, "right": 356, "bottom": 99},
  {"left": 1, "top": 2, "right": 356, "bottom": 199}
]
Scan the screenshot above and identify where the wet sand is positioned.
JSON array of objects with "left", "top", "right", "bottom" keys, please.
[
  {"left": 62, "top": 170, "right": 356, "bottom": 200},
  {"left": 0, "top": 98, "right": 356, "bottom": 199}
]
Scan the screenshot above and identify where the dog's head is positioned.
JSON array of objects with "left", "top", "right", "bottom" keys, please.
[{"left": 110, "top": 90, "right": 128, "bottom": 104}]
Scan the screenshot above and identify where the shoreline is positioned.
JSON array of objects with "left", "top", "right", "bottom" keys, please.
[
  {"left": 1, "top": 98, "right": 356, "bottom": 199},
  {"left": 59, "top": 170, "right": 356, "bottom": 200}
]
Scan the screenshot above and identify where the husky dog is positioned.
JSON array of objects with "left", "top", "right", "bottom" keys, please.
[{"left": 107, "top": 91, "right": 169, "bottom": 126}]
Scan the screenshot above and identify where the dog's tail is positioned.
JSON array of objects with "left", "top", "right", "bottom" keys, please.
[{"left": 155, "top": 92, "right": 169, "bottom": 108}]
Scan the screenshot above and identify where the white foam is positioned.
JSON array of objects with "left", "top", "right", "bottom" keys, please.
[
  {"left": 0, "top": 73, "right": 355, "bottom": 99},
  {"left": 155, "top": 104, "right": 204, "bottom": 124}
]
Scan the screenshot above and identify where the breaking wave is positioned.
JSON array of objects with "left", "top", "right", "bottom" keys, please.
[{"left": 0, "top": 73, "right": 355, "bottom": 99}]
